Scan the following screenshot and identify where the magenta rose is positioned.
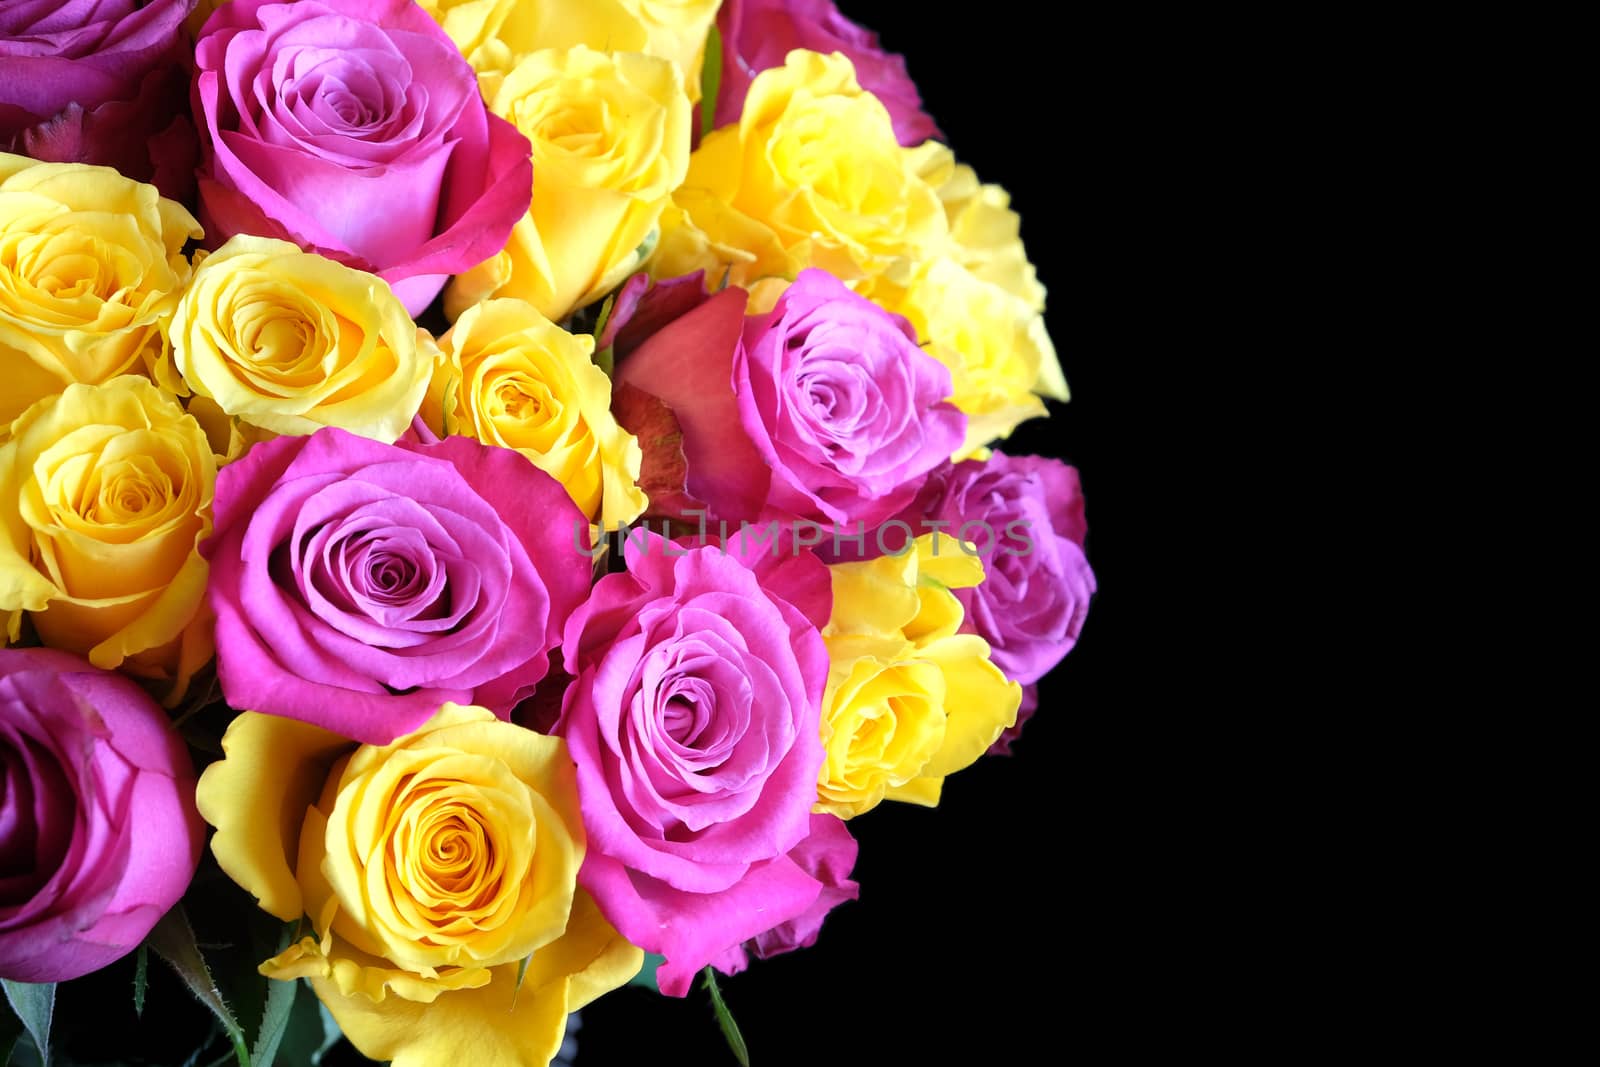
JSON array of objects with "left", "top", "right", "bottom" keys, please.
[
  {"left": 0, "top": 0, "right": 198, "bottom": 200},
  {"left": 911, "top": 452, "right": 1095, "bottom": 685},
  {"left": 709, "top": 813, "right": 859, "bottom": 977},
  {"left": 0, "top": 648, "right": 202, "bottom": 982},
  {"left": 552, "top": 531, "right": 831, "bottom": 996},
  {"left": 203, "top": 427, "right": 591, "bottom": 745},
  {"left": 715, "top": 0, "right": 939, "bottom": 146},
  {"left": 192, "top": 0, "right": 532, "bottom": 313},
  {"left": 617, "top": 268, "right": 965, "bottom": 528}
]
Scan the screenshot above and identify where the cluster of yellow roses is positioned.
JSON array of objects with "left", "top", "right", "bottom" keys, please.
[
  {"left": 411, "top": 4, "right": 1050, "bottom": 810},
  {"left": 417, "top": 0, "right": 1062, "bottom": 459},
  {"left": 0, "top": 151, "right": 644, "bottom": 706}
]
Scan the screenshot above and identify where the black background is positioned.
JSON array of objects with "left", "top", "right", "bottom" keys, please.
[{"left": 45, "top": 5, "right": 1131, "bottom": 1065}]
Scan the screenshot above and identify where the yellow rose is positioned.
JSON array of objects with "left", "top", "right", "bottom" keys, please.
[
  {"left": 197, "top": 703, "right": 642, "bottom": 1067},
  {"left": 419, "top": 0, "right": 718, "bottom": 102},
  {"left": 868, "top": 256, "right": 1062, "bottom": 458},
  {"left": 909, "top": 142, "right": 1049, "bottom": 314},
  {"left": 448, "top": 46, "right": 690, "bottom": 323},
  {"left": 424, "top": 299, "right": 646, "bottom": 529},
  {"left": 168, "top": 236, "right": 434, "bottom": 443},
  {"left": 0, "top": 376, "right": 215, "bottom": 703},
  {"left": 653, "top": 50, "right": 947, "bottom": 291},
  {"left": 0, "top": 154, "right": 200, "bottom": 428},
  {"left": 816, "top": 535, "right": 1020, "bottom": 817}
]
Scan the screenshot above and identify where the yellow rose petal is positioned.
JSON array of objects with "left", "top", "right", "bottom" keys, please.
[
  {"left": 196, "top": 712, "right": 353, "bottom": 922},
  {"left": 419, "top": 0, "right": 718, "bottom": 102}
]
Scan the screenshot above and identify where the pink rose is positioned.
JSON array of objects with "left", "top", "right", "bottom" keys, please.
[
  {"left": 616, "top": 269, "right": 965, "bottom": 528},
  {"left": 710, "top": 813, "right": 860, "bottom": 977},
  {"left": 203, "top": 427, "right": 591, "bottom": 745},
  {"left": 552, "top": 532, "right": 832, "bottom": 996},
  {"left": 715, "top": 0, "right": 939, "bottom": 146},
  {"left": 192, "top": 0, "right": 532, "bottom": 313},
  {"left": 0, "top": 0, "right": 198, "bottom": 200},
  {"left": 0, "top": 649, "right": 202, "bottom": 982}
]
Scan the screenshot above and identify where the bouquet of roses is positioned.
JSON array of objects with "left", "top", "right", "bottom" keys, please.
[{"left": 0, "top": 1, "right": 1094, "bottom": 1064}]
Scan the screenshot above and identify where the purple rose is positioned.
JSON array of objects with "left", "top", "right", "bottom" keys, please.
[
  {"left": 911, "top": 452, "right": 1094, "bottom": 685},
  {"left": 1, "top": 648, "right": 202, "bottom": 982},
  {"left": 617, "top": 269, "right": 965, "bottom": 528},
  {"left": 192, "top": 0, "right": 532, "bottom": 314},
  {"left": 553, "top": 532, "right": 832, "bottom": 997},
  {"left": 0, "top": 0, "right": 198, "bottom": 200},
  {"left": 715, "top": 0, "right": 939, "bottom": 146},
  {"left": 203, "top": 427, "right": 592, "bottom": 745}
]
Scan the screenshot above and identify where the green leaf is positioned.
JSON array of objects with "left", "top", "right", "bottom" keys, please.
[
  {"left": 250, "top": 977, "right": 297, "bottom": 1067},
  {"left": 699, "top": 24, "right": 722, "bottom": 140},
  {"left": 701, "top": 968, "right": 749, "bottom": 1067},
  {"left": 627, "top": 953, "right": 666, "bottom": 991},
  {"left": 1, "top": 981, "right": 53, "bottom": 1067},
  {"left": 631, "top": 228, "right": 659, "bottom": 269},
  {"left": 274, "top": 983, "right": 340, "bottom": 1067},
  {"left": 509, "top": 952, "right": 534, "bottom": 1011},
  {"left": 133, "top": 945, "right": 148, "bottom": 1018},
  {"left": 585, "top": 289, "right": 614, "bottom": 377},
  {"left": 591, "top": 290, "right": 619, "bottom": 348},
  {"left": 147, "top": 906, "right": 250, "bottom": 1067}
]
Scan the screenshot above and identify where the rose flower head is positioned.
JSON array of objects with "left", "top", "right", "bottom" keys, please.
[
  {"left": 424, "top": 298, "right": 646, "bottom": 530},
  {"left": 653, "top": 49, "right": 946, "bottom": 291},
  {"left": 551, "top": 530, "right": 850, "bottom": 995},
  {"left": 203, "top": 428, "right": 592, "bottom": 745},
  {"left": 192, "top": 0, "right": 533, "bottom": 314},
  {"left": 0, "top": 376, "right": 216, "bottom": 704},
  {"left": 616, "top": 268, "right": 965, "bottom": 528},
  {"left": 1, "top": 0, "right": 198, "bottom": 200},
  {"left": 447, "top": 45, "right": 690, "bottom": 323},
  {"left": 1, "top": 648, "right": 202, "bottom": 982},
  {"left": 169, "top": 235, "right": 435, "bottom": 444},
  {"left": 906, "top": 452, "right": 1095, "bottom": 686},
  {"left": 198, "top": 702, "right": 640, "bottom": 1067},
  {"left": 0, "top": 154, "right": 199, "bottom": 428},
  {"left": 817, "top": 533, "right": 1021, "bottom": 816}
]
